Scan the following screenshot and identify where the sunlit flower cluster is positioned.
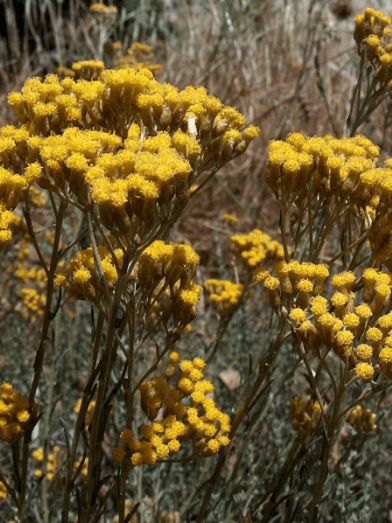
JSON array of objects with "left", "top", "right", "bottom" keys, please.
[
  {"left": 138, "top": 241, "right": 200, "bottom": 289},
  {"left": 137, "top": 241, "right": 202, "bottom": 328},
  {"left": 259, "top": 263, "right": 392, "bottom": 383},
  {"left": 291, "top": 396, "right": 321, "bottom": 438},
  {"left": 83, "top": 128, "right": 194, "bottom": 235},
  {"left": 220, "top": 212, "right": 238, "bottom": 226},
  {"left": 354, "top": 8, "right": 392, "bottom": 84},
  {"left": 266, "top": 132, "right": 392, "bottom": 263},
  {"left": 254, "top": 260, "right": 329, "bottom": 310},
  {"left": 112, "top": 352, "right": 231, "bottom": 466},
  {"left": 0, "top": 124, "right": 44, "bottom": 248},
  {"left": 231, "top": 229, "right": 285, "bottom": 268},
  {"left": 0, "top": 203, "right": 19, "bottom": 250},
  {"left": 54, "top": 246, "right": 124, "bottom": 303},
  {"left": 0, "top": 383, "right": 39, "bottom": 445},
  {"left": 7, "top": 68, "right": 259, "bottom": 152},
  {"left": 58, "top": 42, "right": 162, "bottom": 81},
  {"left": 89, "top": 3, "right": 117, "bottom": 15},
  {"left": 204, "top": 279, "right": 243, "bottom": 315},
  {"left": 59, "top": 60, "right": 106, "bottom": 81},
  {"left": 267, "top": 133, "right": 379, "bottom": 204},
  {"left": 348, "top": 405, "right": 377, "bottom": 434},
  {"left": 0, "top": 128, "right": 30, "bottom": 248},
  {"left": 0, "top": 67, "right": 257, "bottom": 253}
]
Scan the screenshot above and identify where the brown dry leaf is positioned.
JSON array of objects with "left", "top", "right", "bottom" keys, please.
[{"left": 219, "top": 366, "right": 241, "bottom": 391}]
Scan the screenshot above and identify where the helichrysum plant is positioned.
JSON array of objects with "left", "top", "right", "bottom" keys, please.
[
  {"left": 5, "top": 3, "right": 392, "bottom": 522},
  {"left": 246, "top": 131, "right": 392, "bottom": 518},
  {"left": 219, "top": 7, "right": 392, "bottom": 521},
  {"left": 348, "top": 7, "right": 392, "bottom": 134},
  {"left": 0, "top": 33, "right": 259, "bottom": 521},
  {"left": 181, "top": 7, "right": 392, "bottom": 522}
]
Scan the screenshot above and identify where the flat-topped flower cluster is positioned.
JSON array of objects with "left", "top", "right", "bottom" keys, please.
[
  {"left": 267, "top": 132, "right": 392, "bottom": 263},
  {"left": 0, "top": 68, "right": 258, "bottom": 257}
]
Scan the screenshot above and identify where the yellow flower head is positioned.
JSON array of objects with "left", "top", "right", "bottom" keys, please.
[
  {"left": 355, "top": 362, "right": 374, "bottom": 382},
  {"left": 0, "top": 383, "right": 39, "bottom": 444},
  {"left": 231, "top": 229, "right": 284, "bottom": 268}
]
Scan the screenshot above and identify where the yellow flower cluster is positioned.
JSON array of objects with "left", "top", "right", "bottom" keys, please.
[
  {"left": 0, "top": 124, "right": 192, "bottom": 239},
  {"left": 55, "top": 246, "right": 123, "bottom": 302},
  {"left": 204, "top": 279, "right": 243, "bottom": 315},
  {"left": 266, "top": 265, "right": 392, "bottom": 383},
  {"left": 137, "top": 241, "right": 202, "bottom": 328},
  {"left": 0, "top": 383, "right": 39, "bottom": 444},
  {"left": 0, "top": 127, "right": 30, "bottom": 248},
  {"left": 290, "top": 397, "right": 321, "bottom": 438},
  {"left": 220, "top": 212, "right": 238, "bottom": 225},
  {"left": 89, "top": 3, "right": 117, "bottom": 15},
  {"left": 70, "top": 60, "right": 106, "bottom": 81},
  {"left": 254, "top": 260, "right": 329, "bottom": 310},
  {"left": 32, "top": 445, "right": 62, "bottom": 482},
  {"left": 1, "top": 68, "right": 257, "bottom": 247},
  {"left": 15, "top": 264, "right": 47, "bottom": 318},
  {"left": 86, "top": 129, "right": 194, "bottom": 231},
  {"left": 0, "top": 124, "right": 42, "bottom": 246},
  {"left": 266, "top": 132, "right": 392, "bottom": 263},
  {"left": 0, "top": 203, "right": 19, "bottom": 250},
  {"left": 33, "top": 444, "right": 88, "bottom": 483},
  {"left": 354, "top": 8, "right": 392, "bottom": 84},
  {"left": 138, "top": 241, "right": 200, "bottom": 288},
  {"left": 267, "top": 133, "right": 379, "bottom": 204},
  {"left": 231, "top": 229, "right": 285, "bottom": 268},
  {"left": 348, "top": 405, "right": 377, "bottom": 434},
  {"left": 7, "top": 69, "right": 259, "bottom": 152},
  {"left": 112, "top": 352, "right": 230, "bottom": 466},
  {"left": 19, "top": 288, "right": 46, "bottom": 318}
]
